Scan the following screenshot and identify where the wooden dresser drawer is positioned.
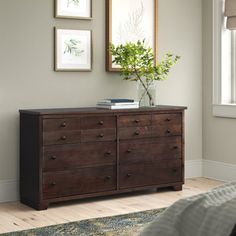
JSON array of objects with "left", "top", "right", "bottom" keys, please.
[
  {"left": 81, "top": 128, "right": 116, "bottom": 142},
  {"left": 120, "top": 137, "right": 181, "bottom": 164},
  {"left": 43, "top": 118, "right": 80, "bottom": 132},
  {"left": 152, "top": 124, "right": 181, "bottom": 137},
  {"left": 119, "top": 127, "right": 152, "bottom": 140},
  {"left": 152, "top": 113, "right": 181, "bottom": 125},
  {"left": 152, "top": 136, "right": 182, "bottom": 159},
  {"left": 119, "top": 160, "right": 182, "bottom": 189},
  {"left": 43, "top": 142, "right": 116, "bottom": 172},
  {"left": 118, "top": 115, "right": 151, "bottom": 127},
  {"left": 43, "top": 131, "right": 81, "bottom": 146},
  {"left": 81, "top": 116, "right": 116, "bottom": 129},
  {"left": 43, "top": 166, "right": 116, "bottom": 199},
  {"left": 120, "top": 139, "right": 152, "bottom": 164}
]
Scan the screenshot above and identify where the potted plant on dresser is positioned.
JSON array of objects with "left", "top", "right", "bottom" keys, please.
[{"left": 109, "top": 40, "right": 180, "bottom": 107}]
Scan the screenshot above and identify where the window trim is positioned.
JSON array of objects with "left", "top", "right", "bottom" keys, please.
[{"left": 212, "top": 0, "right": 236, "bottom": 118}]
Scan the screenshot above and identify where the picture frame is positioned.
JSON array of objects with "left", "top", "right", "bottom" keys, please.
[
  {"left": 106, "top": 0, "right": 158, "bottom": 72},
  {"left": 54, "top": 28, "right": 92, "bottom": 72},
  {"left": 55, "top": 0, "right": 92, "bottom": 20}
]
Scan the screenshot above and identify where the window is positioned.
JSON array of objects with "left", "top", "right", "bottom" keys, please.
[{"left": 213, "top": 0, "right": 236, "bottom": 117}]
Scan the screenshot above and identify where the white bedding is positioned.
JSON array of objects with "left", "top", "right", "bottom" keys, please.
[{"left": 139, "top": 182, "right": 236, "bottom": 236}]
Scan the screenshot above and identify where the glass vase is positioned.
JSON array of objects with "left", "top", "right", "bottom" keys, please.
[{"left": 138, "top": 80, "right": 156, "bottom": 107}]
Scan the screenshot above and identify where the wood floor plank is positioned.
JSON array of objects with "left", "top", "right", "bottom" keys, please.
[{"left": 0, "top": 178, "right": 224, "bottom": 234}]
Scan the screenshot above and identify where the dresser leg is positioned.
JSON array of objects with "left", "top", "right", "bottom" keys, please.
[
  {"left": 37, "top": 202, "right": 49, "bottom": 211},
  {"left": 173, "top": 185, "right": 182, "bottom": 191}
]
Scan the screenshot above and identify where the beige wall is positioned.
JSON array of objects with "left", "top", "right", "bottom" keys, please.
[
  {"left": 203, "top": 0, "right": 236, "bottom": 165},
  {"left": 0, "top": 0, "right": 202, "bottom": 185},
  {"left": 158, "top": 0, "right": 202, "bottom": 165}
]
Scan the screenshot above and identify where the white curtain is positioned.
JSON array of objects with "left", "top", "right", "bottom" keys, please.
[{"left": 225, "top": 0, "right": 236, "bottom": 30}]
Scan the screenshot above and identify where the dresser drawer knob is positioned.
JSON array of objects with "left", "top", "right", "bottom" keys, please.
[
  {"left": 98, "top": 133, "right": 104, "bottom": 138},
  {"left": 50, "top": 182, "right": 56, "bottom": 186},
  {"left": 50, "top": 156, "right": 57, "bottom": 160},
  {"left": 166, "top": 118, "right": 171, "bottom": 122},
  {"left": 105, "top": 151, "right": 112, "bottom": 155},
  {"left": 173, "top": 146, "right": 179, "bottom": 150},
  {"left": 105, "top": 176, "right": 111, "bottom": 180},
  {"left": 134, "top": 131, "right": 140, "bottom": 136},
  {"left": 98, "top": 121, "right": 104, "bottom": 125},
  {"left": 61, "top": 136, "right": 67, "bottom": 140},
  {"left": 127, "top": 173, "right": 132, "bottom": 178},
  {"left": 134, "top": 119, "right": 140, "bottom": 123},
  {"left": 61, "top": 122, "right": 67, "bottom": 128},
  {"left": 127, "top": 149, "right": 132, "bottom": 153},
  {"left": 166, "top": 130, "right": 171, "bottom": 134},
  {"left": 172, "top": 168, "right": 178, "bottom": 173}
]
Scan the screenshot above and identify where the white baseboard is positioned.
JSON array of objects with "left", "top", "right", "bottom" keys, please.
[
  {"left": 185, "top": 159, "right": 236, "bottom": 182},
  {"left": 185, "top": 160, "right": 203, "bottom": 178},
  {"left": 203, "top": 160, "right": 236, "bottom": 182},
  {"left": 0, "top": 160, "right": 235, "bottom": 203},
  {"left": 0, "top": 179, "right": 18, "bottom": 203}
]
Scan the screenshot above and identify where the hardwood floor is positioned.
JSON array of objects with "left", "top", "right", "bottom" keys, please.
[{"left": 0, "top": 178, "right": 223, "bottom": 234}]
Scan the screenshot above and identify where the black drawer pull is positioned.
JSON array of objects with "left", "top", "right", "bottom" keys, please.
[
  {"left": 50, "top": 156, "right": 57, "bottom": 160},
  {"left": 98, "top": 133, "right": 104, "bottom": 138},
  {"left": 105, "top": 151, "right": 112, "bottom": 155},
  {"left": 105, "top": 176, "right": 111, "bottom": 180},
  {"left": 61, "top": 136, "right": 67, "bottom": 140},
  {"left": 127, "top": 149, "right": 132, "bottom": 153},
  {"left": 127, "top": 173, "right": 132, "bottom": 178},
  {"left": 134, "top": 119, "right": 140, "bottom": 123},
  {"left": 172, "top": 168, "right": 178, "bottom": 173},
  {"left": 61, "top": 122, "right": 67, "bottom": 128},
  {"left": 166, "top": 130, "right": 171, "bottom": 134},
  {"left": 173, "top": 146, "right": 179, "bottom": 150},
  {"left": 98, "top": 121, "right": 104, "bottom": 125},
  {"left": 134, "top": 131, "right": 140, "bottom": 136},
  {"left": 50, "top": 182, "right": 56, "bottom": 186},
  {"left": 166, "top": 118, "right": 171, "bottom": 122}
]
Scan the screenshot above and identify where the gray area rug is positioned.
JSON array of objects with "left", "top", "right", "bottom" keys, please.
[{"left": 1, "top": 208, "right": 165, "bottom": 236}]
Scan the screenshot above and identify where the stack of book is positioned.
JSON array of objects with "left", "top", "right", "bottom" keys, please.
[{"left": 97, "top": 99, "right": 139, "bottom": 109}]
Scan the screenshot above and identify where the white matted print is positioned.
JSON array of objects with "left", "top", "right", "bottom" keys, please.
[
  {"left": 55, "top": 0, "right": 92, "bottom": 19},
  {"left": 55, "top": 29, "right": 92, "bottom": 71},
  {"left": 106, "top": 0, "right": 158, "bottom": 71}
]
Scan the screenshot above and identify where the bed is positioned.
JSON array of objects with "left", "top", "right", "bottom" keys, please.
[{"left": 139, "top": 182, "right": 236, "bottom": 236}]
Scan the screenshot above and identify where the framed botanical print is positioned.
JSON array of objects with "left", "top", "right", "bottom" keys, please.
[
  {"left": 106, "top": 0, "right": 158, "bottom": 72},
  {"left": 54, "top": 28, "right": 92, "bottom": 71},
  {"left": 55, "top": 0, "right": 92, "bottom": 20}
]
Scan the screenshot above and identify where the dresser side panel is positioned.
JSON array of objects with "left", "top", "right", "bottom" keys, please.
[{"left": 20, "top": 113, "right": 41, "bottom": 208}]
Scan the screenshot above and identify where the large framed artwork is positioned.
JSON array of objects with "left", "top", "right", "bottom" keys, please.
[
  {"left": 54, "top": 28, "right": 92, "bottom": 71},
  {"left": 55, "top": 0, "right": 92, "bottom": 20},
  {"left": 106, "top": 0, "right": 158, "bottom": 72}
]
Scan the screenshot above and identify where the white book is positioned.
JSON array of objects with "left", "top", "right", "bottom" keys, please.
[
  {"left": 96, "top": 104, "right": 139, "bottom": 110},
  {"left": 97, "top": 102, "right": 139, "bottom": 106},
  {"left": 99, "top": 99, "right": 135, "bottom": 104}
]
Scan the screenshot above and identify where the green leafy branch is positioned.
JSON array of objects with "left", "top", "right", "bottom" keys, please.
[
  {"left": 64, "top": 39, "right": 84, "bottom": 57},
  {"left": 109, "top": 40, "right": 180, "bottom": 106},
  {"left": 67, "top": 0, "right": 80, "bottom": 7}
]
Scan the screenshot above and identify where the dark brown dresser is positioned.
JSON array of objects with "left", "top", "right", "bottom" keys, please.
[{"left": 19, "top": 106, "right": 187, "bottom": 210}]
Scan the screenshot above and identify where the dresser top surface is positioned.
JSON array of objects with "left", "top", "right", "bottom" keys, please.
[{"left": 19, "top": 105, "right": 187, "bottom": 115}]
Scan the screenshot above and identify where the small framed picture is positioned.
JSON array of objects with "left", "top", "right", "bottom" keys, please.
[
  {"left": 55, "top": 0, "right": 92, "bottom": 20},
  {"left": 54, "top": 28, "right": 92, "bottom": 71}
]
